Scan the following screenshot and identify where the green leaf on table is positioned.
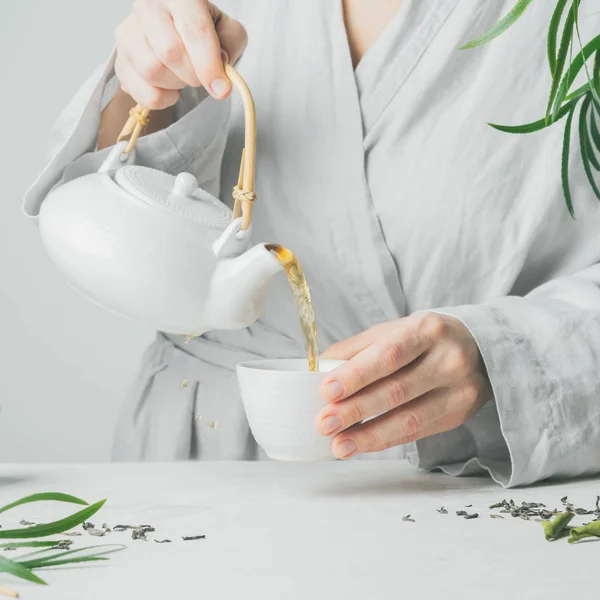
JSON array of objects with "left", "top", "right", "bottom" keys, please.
[
  {"left": 548, "top": 0, "right": 570, "bottom": 75},
  {"left": 2, "top": 541, "right": 69, "bottom": 550},
  {"left": 0, "top": 556, "right": 47, "bottom": 585},
  {"left": 459, "top": 0, "right": 534, "bottom": 49},
  {"left": 0, "top": 493, "right": 88, "bottom": 515},
  {"left": 0, "top": 499, "right": 106, "bottom": 539},
  {"left": 17, "top": 545, "right": 125, "bottom": 570}
]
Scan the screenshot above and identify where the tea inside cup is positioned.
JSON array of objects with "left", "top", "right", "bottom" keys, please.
[{"left": 236, "top": 359, "right": 345, "bottom": 461}]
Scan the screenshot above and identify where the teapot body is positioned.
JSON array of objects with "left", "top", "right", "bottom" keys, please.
[{"left": 37, "top": 144, "right": 280, "bottom": 335}]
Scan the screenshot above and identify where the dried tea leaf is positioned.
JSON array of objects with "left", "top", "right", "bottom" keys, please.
[
  {"left": 64, "top": 531, "right": 82, "bottom": 537},
  {"left": 490, "top": 514, "right": 504, "bottom": 520},
  {"left": 111, "top": 525, "right": 130, "bottom": 532},
  {"left": 464, "top": 504, "right": 473, "bottom": 508},
  {"left": 464, "top": 513, "right": 479, "bottom": 520},
  {"left": 86, "top": 528, "right": 105, "bottom": 537},
  {"left": 437, "top": 507, "right": 448, "bottom": 514},
  {"left": 82, "top": 522, "right": 95, "bottom": 531},
  {"left": 101, "top": 523, "right": 112, "bottom": 532},
  {"left": 182, "top": 535, "right": 206, "bottom": 541},
  {"left": 456, "top": 511, "right": 468, "bottom": 517},
  {"left": 154, "top": 539, "right": 172, "bottom": 544},
  {"left": 19, "top": 520, "right": 34, "bottom": 527},
  {"left": 402, "top": 515, "right": 415, "bottom": 522},
  {"left": 131, "top": 528, "right": 147, "bottom": 541}
]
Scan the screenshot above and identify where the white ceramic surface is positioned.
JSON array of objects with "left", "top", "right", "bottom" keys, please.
[
  {"left": 236, "top": 359, "right": 345, "bottom": 461},
  {"left": 38, "top": 142, "right": 282, "bottom": 335}
]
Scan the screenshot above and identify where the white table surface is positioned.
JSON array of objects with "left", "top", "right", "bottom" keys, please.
[{"left": 0, "top": 462, "right": 598, "bottom": 599}]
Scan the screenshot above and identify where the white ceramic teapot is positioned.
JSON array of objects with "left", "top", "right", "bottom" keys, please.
[{"left": 38, "top": 65, "right": 283, "bottom": 335}]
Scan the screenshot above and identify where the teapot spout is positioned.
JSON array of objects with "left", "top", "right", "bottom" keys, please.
[{"left": 207, "top": 244, "right": 283, "bottom": 330}]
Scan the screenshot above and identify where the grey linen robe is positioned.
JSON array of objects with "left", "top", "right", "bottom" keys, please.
[{"left": 24, "top": 0, "right": 600, "bottom": 486}]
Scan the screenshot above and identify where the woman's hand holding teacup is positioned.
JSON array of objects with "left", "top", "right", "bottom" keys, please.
[{"left": 317, "top": 313, "right": 493, "bottom": 459}]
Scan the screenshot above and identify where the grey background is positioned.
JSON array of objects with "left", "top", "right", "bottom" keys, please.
[{"left": 0, "top": 1, "right": 154, "bottom": 462}]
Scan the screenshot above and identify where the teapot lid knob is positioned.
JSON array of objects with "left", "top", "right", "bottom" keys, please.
[{"left": 173, "top": 172, "right": 199, "bottom": 197}]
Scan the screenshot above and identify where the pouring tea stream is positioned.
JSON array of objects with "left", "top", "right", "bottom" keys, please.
[{"left": 37, "top": 64, "right": 320, "bottom": 371}]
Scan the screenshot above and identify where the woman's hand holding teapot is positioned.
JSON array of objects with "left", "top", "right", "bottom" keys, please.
[{"left": 114, "top": 0, "right": 248, "bottom": 109}]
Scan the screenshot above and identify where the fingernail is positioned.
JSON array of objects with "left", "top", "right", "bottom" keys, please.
[
  {"left": 336, "top": 439, "right": 357, "bottom": 458},
  {"left": 324, "top": 381, "right": 344, "bottom": 402},
  {"left": 221, "top": 49, "right": 230, "bottom": 64},
  {"left": 210, "top": 78, "right": 230, "bottom": 98},
  {"left": 321, "top": 414, "right": 342, "bottom": 435}
]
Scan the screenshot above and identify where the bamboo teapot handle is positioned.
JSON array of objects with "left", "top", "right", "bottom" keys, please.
[{"left": 116, "top": 64, "right": 257, "bottom": 231}]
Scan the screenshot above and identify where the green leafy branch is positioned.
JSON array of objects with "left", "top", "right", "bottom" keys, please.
[
  {"left": 0, "top": 492, "right": 123, "bottom": 596},
  {"left": 461, "top": 0, "right": 600, "bottom": 217}
]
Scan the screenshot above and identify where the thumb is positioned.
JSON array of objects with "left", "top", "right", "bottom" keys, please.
[{"left": 214, "top": 11, "right": 248, "bottom": 66}]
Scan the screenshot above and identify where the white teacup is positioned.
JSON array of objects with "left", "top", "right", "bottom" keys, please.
[{"left": 236, "top": 359, "right": 344, "bottom": 461}]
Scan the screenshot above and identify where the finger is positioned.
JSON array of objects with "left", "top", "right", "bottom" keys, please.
[
  {"left": 316, "top": 354, "right": 438, "bottom": 436},
  {"left": 139, "top": 4, "right": 202, "bottom": 87},
  {"left": 169, "top": 0, "right": 232, "bottom": 99},
  {"left": 213, "top": 10, "right": 248, "bottom": 65},
  {"left": 117, "top": 29, "right": 186, "bottom": 90},
  {"left": 321, "top": 320, "right": 433, "bottom": 402},
  {"left": 331, "top": 386, "right": 459, "bottom": 459},
  {"left": 321, "top": 322, "right": 391, "bottom": 360},
  {"left": 115, "top": 53, "right": 179, "bottom": 110}
]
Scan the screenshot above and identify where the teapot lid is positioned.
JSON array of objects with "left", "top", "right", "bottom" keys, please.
[{"left": 115, "top": 166, "right": 232, "bottom": 230}]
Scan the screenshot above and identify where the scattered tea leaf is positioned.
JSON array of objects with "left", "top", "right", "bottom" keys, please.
[
  {"left": 437, "top": 507, "right": 448, "bottom": 514},
  {"left": 464, "top": 513, "right": 479, "bottom": 520},
  {"left": 131, "top": 529, "right": 146, "bottom": 541},
  {"left": 490, "top": 514, "right": 505, "bottom": 520},
  {"left": 154, "top": 539, "right": 172, "bottom": 544},
  {"left": 18, "top": 521, "right": 34, "bottom": 527},
  {"left": 402, "top": 515, "right": 414, "bottom": 522},
  {"left": 82, "top": 522, "right": 95, "bottom": 531},
  {"left": 182, "top": 536, "right": 206, "bottom": 541},
  {"left": 86, "top": 528, "right": 105, "bottom": 537},
  {"left": 569, "top": 521, "right": 600, "bottom": 544},
  {"left": 456, "top": 511, "right": 467, "bottom": 517},
  {"left": 543, "top": 512, "right": 575, "bottom": 541}
]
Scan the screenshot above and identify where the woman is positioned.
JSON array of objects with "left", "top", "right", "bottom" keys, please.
[{"left": 24, "top": 0, "right": 600, "bottom": 486}]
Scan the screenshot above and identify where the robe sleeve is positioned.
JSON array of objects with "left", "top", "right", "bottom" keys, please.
[
  {"left": 411, "top": 264, "right": 600, "bottom": 487},
  {"left": 23, "top": 50, "right": 231, "bottom": 218}
]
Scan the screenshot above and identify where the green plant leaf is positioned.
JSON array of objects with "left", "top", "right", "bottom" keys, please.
[
  {"left": 489, "top": 96, "right": 579, "bottom": 134},
  {"left": 562, "top": 101, "right": 578, "bottom": 217},
  {"left": 594, "top": 49, "right": 600, "bottom": 95},
  {"left": 590, "top": 103, "right": 600, "bottom": 152},
  {"left": 0, "top": 499, "right": 106, "bottom": 539},
  {"left": 551, "top": 33, "right": 600, "bottom": 122},
  {"left": 2, "top": 541, "right": 68, "bottom": 549},
  {"left": 565, "top": 82, "right": 592, "bottom": 102},
  {"left": 0, "top": 556, "right": 47, "bottom": 585},
  {"left": 546, "top": 0, "right": 576, "bottom": 122},
  {"left": 460, "top": 0, "right": 535, "bottom": 49},
  {"left": 548, "top": 0, "right": 570, "bottom": 74},
  {"left": 579, "top": 96, "right": 600, "bottom": 194},
  {"left": 0, "top": 493, "right": 88, "bottom": 516},
  {"left": 17, "top": 545, "right": 125, "bottom": 569}
]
